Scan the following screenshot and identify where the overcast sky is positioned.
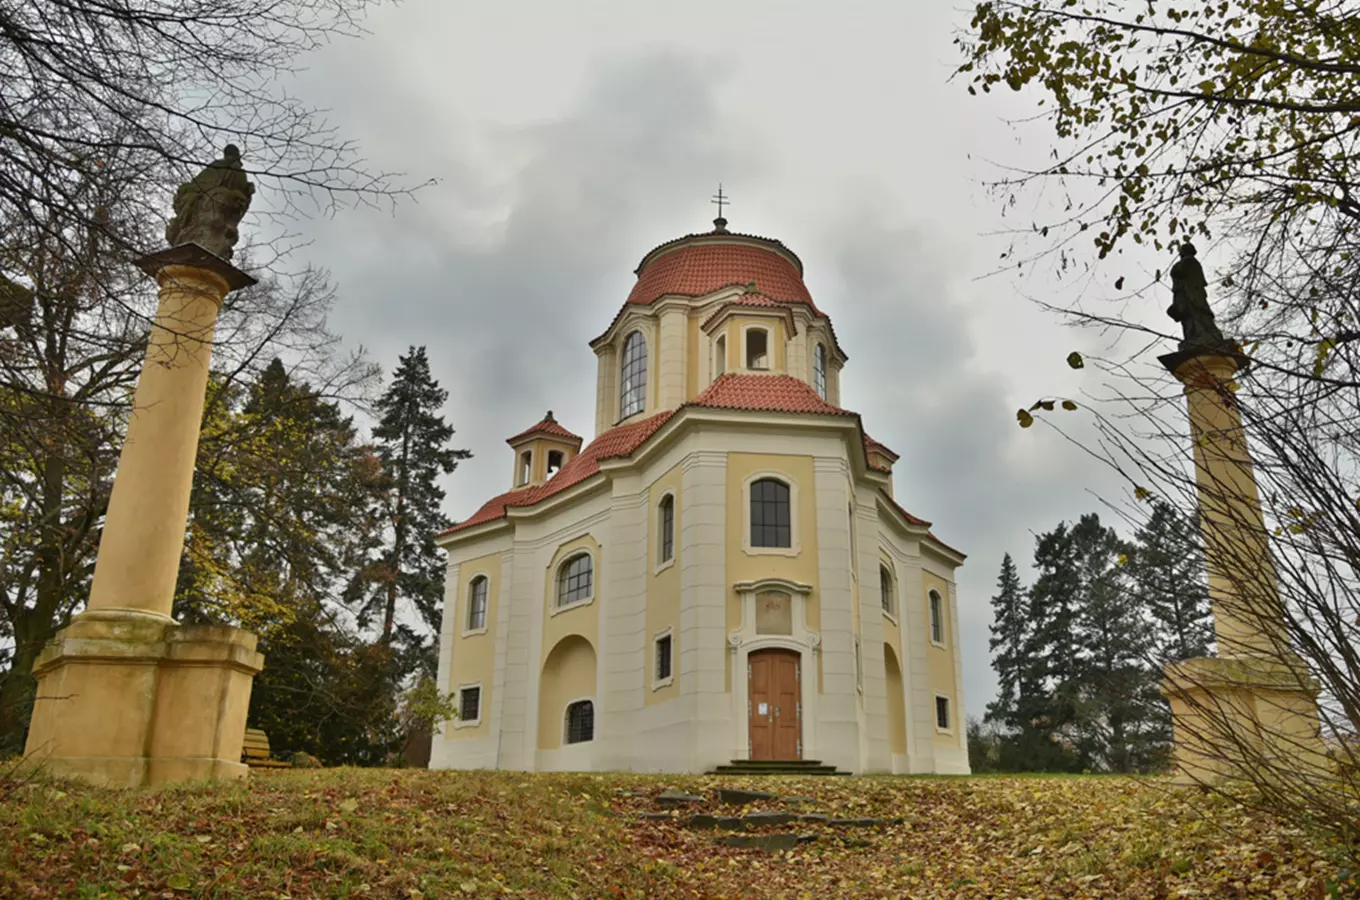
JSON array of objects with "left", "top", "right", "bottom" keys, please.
[{"left": 282, "top": 1, "right": 1155, "bottom": 718}]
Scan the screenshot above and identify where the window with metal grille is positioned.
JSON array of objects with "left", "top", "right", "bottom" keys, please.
[
  {"left": 557, "top": 554, "right": 593, "bottom": 607},
  {"left": 619, "top": 331, "right": 647, "bottom": 418},
  {"left": 565, "top": 700, "right": 594, "bottom": 744},
  {"left": 879, "top": 565, "right": 894, "bottom": 615},
  {"left": 655, "top": 633, "right": 672, "bottom": 682},
  {"left": 935, "top": 695, "right": 951, "bottom": 730},
  {"left": 749, "top": 478, "right": 791, "bottom": 548},
  {"left": 813, "top": 342, "right": 827, "bottom": 398},
  {"left": 459, "top": 686, "right": 481, "bottom": 723},
  {"left": 467, "top": 576, "right": 488, "bottom": 631},
  {"left": 658, "top": 495, "right": 674, "bottom": 563},
  {"left": 929, "top": 590, "right": 944, "bottom": 643}
]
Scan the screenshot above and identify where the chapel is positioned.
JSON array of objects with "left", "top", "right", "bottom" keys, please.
[{"left": 431, "top": 214, "right": 970, "bottom": 775}]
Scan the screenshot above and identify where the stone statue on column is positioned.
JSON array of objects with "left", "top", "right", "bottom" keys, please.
[
  {"left": 22, "top": 146, "right": 264, "bottom": 788},
  {"left": 1155, "top": 244, "right": 1325, "bottom": 785},
  {"left": 165, "top": 144, "right": 255, "bottom": 260}
]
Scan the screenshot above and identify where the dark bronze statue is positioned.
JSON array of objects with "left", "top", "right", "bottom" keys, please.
[
  {"left": 165, "top": 145, "right": 254, "bottom": 260},
  {"left": 1167, "top": 242, "right": 1225, "bottom": 350}
]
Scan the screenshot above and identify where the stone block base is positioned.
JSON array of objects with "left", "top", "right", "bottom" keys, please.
[
  {"left": 1161, "top": 654, "right": 1326, "bottom": 786},
  {"left": 23, "top": 609, "right": 264, "bottom": 789}
]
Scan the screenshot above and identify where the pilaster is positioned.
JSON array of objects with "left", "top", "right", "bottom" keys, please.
[
  {"left": 600, "top": 487, "right": 649, "bottom": 769},
  {"left": 680, "top": 450, "right": 728, "bottom": 769},
  {"left": 813, "top": 456, "right": 858, "bottom": 772}
]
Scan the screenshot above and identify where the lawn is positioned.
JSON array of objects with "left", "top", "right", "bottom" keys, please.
[{"left": 0, "top": 766, "right": 1344, "bottom": 899}]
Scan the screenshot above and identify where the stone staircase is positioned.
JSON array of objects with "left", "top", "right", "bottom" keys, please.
[{"left": 709, "top": 759, "right": 851, "bottom": 777}]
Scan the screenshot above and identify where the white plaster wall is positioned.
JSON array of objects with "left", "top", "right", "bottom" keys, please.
[
  {"left": 594, "top": 346, "right": 616, "bottom": 438},
  {"left": 812, "top": 456, "right": 860, "bottom": 773},
  {"left": 680, "top": 449, "right": 730, "bottom": 772},
  {"left": 599, "top": 480, "right": 649, "bottom": 771},
  {"left": 854, "top": 487, "right": 892, "bottom": 774}
]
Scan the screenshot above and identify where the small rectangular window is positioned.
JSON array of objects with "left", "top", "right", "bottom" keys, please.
[
  {"left": 655, "top": 633, "right": 673, "bottom": 682},
  {"left": 459, "top": 686, "right": 481, "bottom": 723},
  {"left": 935, "top": 695, "right": 951, "bottom": 731}
]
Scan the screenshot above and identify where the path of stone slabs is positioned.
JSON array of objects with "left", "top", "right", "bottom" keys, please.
[{"left": 621, "top": 786, "right": 903, "bottom": 853}]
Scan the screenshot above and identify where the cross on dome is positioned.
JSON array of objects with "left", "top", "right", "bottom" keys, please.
[{"left": 711, "top": 183, "right": 730, "bottom": 233}]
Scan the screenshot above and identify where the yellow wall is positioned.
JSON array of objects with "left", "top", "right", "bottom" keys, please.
[
  {"left": 447, "top": 551, "right": 502, "bottom": 740},
  {"left": 541, "top": 535, "right": 602, "bottom": 665},
  {"left": 647, "top": 463, "right": 683, "bottom": 706},
  {"left": 884, "top": 643, "right": 908, "bottom": 755},
  {"left": 724, "top": 452, "right": 820, "bottom": 692},
  {"left": 536, "top": 534, "right": 603, "bottom": 750},
  {"left": 922, "top": 570, "right": 957, "bottom": 744},
  {"left": 728, "top": 315, "right": 788, "bottom": 372},
  {"left": 537, "top": 635, "right": 597, "bottom": 750},
  {"left": 686, "top": 314, "right": 701, "bottom": 399}
]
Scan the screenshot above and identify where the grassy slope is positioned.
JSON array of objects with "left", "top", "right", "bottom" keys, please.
[{"left": 0, "top": 768, "right": 1340, "bottom": 899}]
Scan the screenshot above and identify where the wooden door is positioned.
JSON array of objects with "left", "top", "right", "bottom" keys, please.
[{"left": 748, "top": 649, "right": 801, "bottom": 760}]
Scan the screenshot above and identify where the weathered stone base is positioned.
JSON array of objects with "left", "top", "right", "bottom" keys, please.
[
  {"left": 23, "top": 609, "right": 264, "bottom": 788},
  {"left": 1161, "top": 654, "right": 1326, "bottom": 787}
]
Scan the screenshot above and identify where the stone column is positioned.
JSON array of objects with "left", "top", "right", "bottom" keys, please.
[
  {"left": 23, "top": 246, "right": 264, "bottom": 788},
  {"left": 1158, "top": 347, "right": 1324, "bottom": 784}
]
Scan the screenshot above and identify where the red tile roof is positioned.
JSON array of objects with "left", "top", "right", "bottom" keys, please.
[
  {"left": 505, "top": 411, "right": 583, "bottom": 447},
  {"left": 691, "top": 373, "right": 857, "bottom": 417},
  {"left": 627, "top": 239, "right": 813, "bottom": 308},
  {"left": 443, "top": 410, "right": 674, "bottom": 535},
  {"left": 863, "top": 434, "right": 900, "bottom": 471},
  {"left": 700, "top": 292, "right": 799, "bottom": 332}
]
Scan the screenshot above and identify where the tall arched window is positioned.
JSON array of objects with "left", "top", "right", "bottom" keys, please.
[
  {"left": 813, "top": 343, "right": 827, "bottom": 398},
  {"left": 929, "top": 589, "right": 945, "bottom": 644},
  {"left": 657, "top": 495, "right": 675, "bottom": 564},
  {"left": 879, "top": 565, "right": 894, "bottom": 616},
  {"left": 749, "top": 478, "right": 792, "bottom": 548},
  {"left": 619, "top": 331, "right": 647, "bottom": 418},
  {"left": 467, "top": 576, "right": 488, "bottom": 631},
  {"left": 565, "top": 700, "right": 594, "bottom": 744},
  {"left": 557, "top": 553, "right": 594, "bottom": 607}
]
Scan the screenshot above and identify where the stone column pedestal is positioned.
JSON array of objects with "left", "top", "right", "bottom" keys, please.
[
  {"left": 23, "top": 610, "right": 264, "bottom": 787},
  {"left": 1158, "top": 346, "right": 1325, "bottom": 785},
  {"left": 23, "top": 246, "right": 264, "bottom": 788}
]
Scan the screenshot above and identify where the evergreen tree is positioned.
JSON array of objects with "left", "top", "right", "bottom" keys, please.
[
  {"left": 1127, "top": 501, "right": 1213, "bottom": 664},
  {"left": 985, "top": 553, "right": 1028, "bottom": 728},
  {"left": 358, "top": 347, "right": 470, "bottom": 664},
  {"left": 1025, "top": 521, "right": 1084, "bottom": 770},
  {"left": 1068, "top": 514, "right": 1165, "bottom": 772}
]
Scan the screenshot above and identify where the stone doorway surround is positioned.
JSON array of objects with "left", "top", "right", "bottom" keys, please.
[{"left": 728, "top": 577, "right": 820, "bottom": 762}]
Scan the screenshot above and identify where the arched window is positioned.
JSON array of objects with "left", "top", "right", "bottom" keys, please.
[
  {"left": 557, "top": 553, "right": 594, "bottom": 607},
  {"left": 813, "top": 343, "right": 827, "bottom": 398},
  {"left": 619, "top": 331, "right": 647, "bottom": 418},
  {"left": 547, "top": 450, "right": 564, "bottom": 476},
  {"left": 929, "top": 589, "right": 945, "bottom": 644},
  {"left": 714, "top": 334, "right": 727, "bottom": 377},
  {"left": 517, "top": 450, "right": 532, "bottom": 486},
  {"left": 879, "top": 565, "right": 894, "bottom": 616},
  {"left": 745, "top": 327, "right": 769, "bottom": 370},
  {"left": 657, "top": 495, "right": 675, "bottom": 564},
  {"left": 749, "top": 478, "right": 791, "bottom": 548},
  {"left": 467, "top": 576, "right": 488, "bottom": 631},
  {"left": 565, "top": 700, "right": 594, "bottom": 744}
]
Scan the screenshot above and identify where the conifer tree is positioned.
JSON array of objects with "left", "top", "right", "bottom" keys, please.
[
  {"left": 359, "top": 347, "right": 470, "bottom": 660},
  {"left": 985, "top": 553, "right": 1028, "bottom": 728},
  {"left": 1127, "top": 501, "right": 1213, "bottom": 664},
  {"left": 1068, "top": 514, "right": 1165, "bottom": 772},
  {"left": 1025, "top": 521, "right": 1083, "bottom": 766}
]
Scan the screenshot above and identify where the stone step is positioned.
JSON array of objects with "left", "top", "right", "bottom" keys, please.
[{"left": 711, "top": 765, "right": 847, "bottom": 776}]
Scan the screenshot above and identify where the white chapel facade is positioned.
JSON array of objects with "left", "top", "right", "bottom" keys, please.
[{"left": 432, "top": 217, "right": 970, "bottom": 775}]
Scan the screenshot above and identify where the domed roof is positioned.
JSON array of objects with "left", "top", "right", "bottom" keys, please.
[{"left": 625, "top": 220, "right": 813, "bottom": 308}]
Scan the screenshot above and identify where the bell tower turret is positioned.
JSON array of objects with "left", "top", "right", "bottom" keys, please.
[{"left": 505, "top": 410, "right": 583, "bottom": 489}]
